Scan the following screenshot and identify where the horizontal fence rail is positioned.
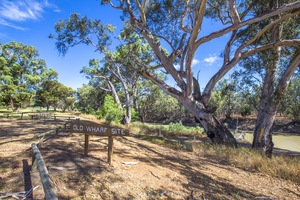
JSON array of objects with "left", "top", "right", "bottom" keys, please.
[{"left": 31, "top": 143, "right": 58, "bottom": 200}]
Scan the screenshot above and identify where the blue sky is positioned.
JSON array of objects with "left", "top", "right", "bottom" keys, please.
[{"left": 0, "top": 0, "right": 227, "bottom": 90}]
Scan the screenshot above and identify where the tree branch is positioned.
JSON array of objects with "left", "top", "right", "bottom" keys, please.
[
  {"left": 92, "top": 75, "right": 112, "bottom": 92},
  {"left": 141, "top": 68, "right": 183, "bottom": 99},
  {"left": 185, "top": 0, "right": 207, "bottom": 98},
  {"left": 229, "top": 0, "right": 241, "bottom": 24},
  {"left": 127, "top": 4, "right": 186, "bottom": 90},
  {"left": 135, "top": 0, "right": 147, "bottom": 25},
  {"left": 101, "top": 0, "right": 124, "bottom": 10},
  {"left": 180, "top": 0, "right": 192, "bottom": 33},
  {"left": 152, "top": 33, "right": 176, "bottom": 52},
  {"left": 207, "top": 1, "right": 232, "bottom": 25},
  {"left": 274, "top": 49, "right": 300, "bottom": 105},
  {"left": 202, "top": 39, "right": 300, "bottom": 105},
  {"left": 199, "top": 8, "right": 300, "bottom": 105},
  {"left": 195, "top": 2, "right": 300, "bottom": 47},
  {"left": 237, "top": 10, "right": 300, "bottom": 56}
]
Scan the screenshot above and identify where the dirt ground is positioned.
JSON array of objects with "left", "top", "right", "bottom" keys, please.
[{"left": 0, "top": 117, "right": 300, "bottom": 200}]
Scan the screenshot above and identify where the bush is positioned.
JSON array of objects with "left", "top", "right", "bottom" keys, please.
[
  {"left": 83, "top": 107, "right": 96, "bottom": 115},
  {"left": 97, "top": 95, "right": 121, "bottom": 123},
  {"left": 167, "top": 121, "right": 203, "bottom": 134},
  {"left": 240, "top": 104, "right": 252, "bottom": 117},
  {"left": 168, "top": 121, "right": 186, "bottom": 132},
  {"left": 130, "top": 107, "right": 139, "bottom": 122}
]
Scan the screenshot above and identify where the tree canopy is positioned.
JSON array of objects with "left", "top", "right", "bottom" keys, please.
[{"left": 0, "top": 42, "right": 56, "bottom": 110}]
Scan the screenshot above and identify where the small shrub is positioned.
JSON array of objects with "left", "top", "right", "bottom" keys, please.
[
  {"left": 130, "top": 108, "right": 139, "bottom": 122},
  {"left": 168, "top": 121, "right": 185, "bottom": 132},
  {"left": 167, "top": 122, "right": 204, "bottom": 135},
  {"left": 97, "top": 95, "right": 121, "bottom": 123}
]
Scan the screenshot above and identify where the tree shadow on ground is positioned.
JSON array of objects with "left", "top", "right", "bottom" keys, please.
[
  {"left": 38, "top": 133, "right": 129, "bottom": 199},
  {"left": 116, "top": 136, "right": 273, "bottom": 200},
  {"left": 0, "top": 150, "right": 33, "bottom": 197}
]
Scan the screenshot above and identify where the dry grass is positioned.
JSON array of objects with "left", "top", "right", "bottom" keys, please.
[
  {"left": 129, "top": 121, "right": 300, "bottom": 185},
  {"left": 75, "top": 113, "right": 99, "bottom": 121},
  {"left": 127, "top": 121, "right": 299, "bottom": 184},
  {"left": 191, "top": 142, "right": 300, "bottom": 184}
]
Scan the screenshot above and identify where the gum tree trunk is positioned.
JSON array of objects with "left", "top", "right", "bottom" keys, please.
[
  {"left": 9, "top": 94, "right": 15, "bottom": 111},
  {"left": 252, "top": 111, "right": 275, "bottom": 157},
  {"left": 180, "top": 96, "right": 237, "bottom": 146},
  {"left": 252, "top": 61, "right": 277, "bottom": 156},
  {"left": 252, "top": 48, "right": 300, "bottom": 156},
  {"left": 252, "top": 94, "right": 276, "bottom": 157}
]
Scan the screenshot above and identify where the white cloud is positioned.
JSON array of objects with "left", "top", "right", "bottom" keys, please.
[
  {"left": 44, "top": 0, "right": 61, "bottom": 13},
  {"left": 0, "top": 0, "right": 60, "bottom": 30},
  {"left": 174, "top": 59, "right": 200, "bottom": 69},
  {"left": 192, "top": 59, "right": 200, "bottom": 66},
  {"left": 0, "top": 18, "right": 27, "bottom": 30},
  {"left": 53, "top": 8, "right": 62, "bottom": 13},
  {"left": 203, "top": 54, "right": 220, "bottom": 66},
  {"left": 0, "top": 0, "right": 43, "bottom": 21}
]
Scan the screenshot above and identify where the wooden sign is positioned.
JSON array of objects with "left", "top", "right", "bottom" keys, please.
[
  {"left": 70, "top": 121, "right": 129, "bottom": 136},
  {"left": 69, "top": 120, "right": 129, "bottom": 165}
]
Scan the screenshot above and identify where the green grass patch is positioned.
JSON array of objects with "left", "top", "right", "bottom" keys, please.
[
  {"left": 131, "top": 121, "right": 204, "bottom": 137},
  {"left": 135, "top": 135, "right": 190, "bottom": 151}
]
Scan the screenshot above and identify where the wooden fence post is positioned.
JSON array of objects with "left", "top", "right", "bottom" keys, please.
[
  {"left": 31, "top": 143, "right": 58, "bottom": 200},
  {"left": 84, "top": 134, "right": 89, "bottom": 156},
  {"left": 108, "top": 136, "right": 114, "bottom": 165}
]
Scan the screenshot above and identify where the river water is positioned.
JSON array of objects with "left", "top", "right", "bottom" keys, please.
[{"left": 244, "top": 133, "right": 300, "bottom": 152}]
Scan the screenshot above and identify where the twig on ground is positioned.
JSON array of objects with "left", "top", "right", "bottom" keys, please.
[{"left": 150, "top": 171, "right": 160, "bottom": 179}]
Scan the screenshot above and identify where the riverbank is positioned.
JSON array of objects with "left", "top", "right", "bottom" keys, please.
[{"left": 222, "top": 116, "right": 300, "bottom": 134}]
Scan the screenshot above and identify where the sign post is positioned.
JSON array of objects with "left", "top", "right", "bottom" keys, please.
[
  {"left": 108, "top": 136, "right": 114, "bottom": 165},
  {"left": 70, "top": 120, "right": 129, "bottom": 164},
  {"left": 84, "top": 134, "right": 89, "bottom": 156}
]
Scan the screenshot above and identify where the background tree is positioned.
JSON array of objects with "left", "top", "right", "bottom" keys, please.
[
  {"left": 76, "top": 84, "right": 106, "bottom": 114},
  {"left": 231, "top": 67, "right": 262, "bottom": 114},
  {"left": 56, "top": 84, "right": 76, "bottom": 112},
  {"left": 213, "top": 79, "right": 239, "bottom": 120},
  {"left": 35, "top": 69, "right": 60, "bottom": 111},
  {"left": 0, "top": 41, "right": 51, "bottom": 110},
  {"left": 282, "top": 75, "right": 300, "bottom": 124},
  {"left": 138, "top": 81, "right": 184, "bottom": 123}
]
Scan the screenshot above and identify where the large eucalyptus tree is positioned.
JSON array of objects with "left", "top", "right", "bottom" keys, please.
[
  {"left": 100, "top": 0, "right": 300, "bottom": 146},
  {"left": 228, "top": 0, "right": 300, "bottom": 155},
  {"left": 0, "top": 42, "right": 51, "bottom": 110}
]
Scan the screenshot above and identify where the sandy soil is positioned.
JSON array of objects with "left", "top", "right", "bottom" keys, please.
[{"left": 0, "top": 118, "right": 300, "bottom": 200}]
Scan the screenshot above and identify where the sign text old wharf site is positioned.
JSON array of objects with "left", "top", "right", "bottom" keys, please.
[{"left": 70, "top": 121, "right": 129, "bottom": 136}]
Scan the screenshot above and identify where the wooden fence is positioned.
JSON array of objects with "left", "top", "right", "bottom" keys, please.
[
  {"left": 0, "top": 112, "right": 80, "bottom": 121},
  {"left": 31, "top": 143, "right": 58, "bottom": 200}
]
